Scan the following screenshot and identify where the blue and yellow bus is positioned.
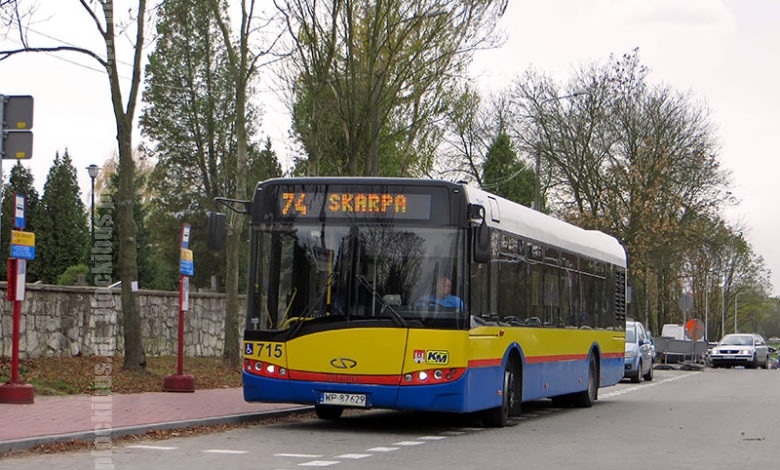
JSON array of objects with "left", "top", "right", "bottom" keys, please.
[{"left": 210, "top": 177, "right": 627, "bottom": 427}]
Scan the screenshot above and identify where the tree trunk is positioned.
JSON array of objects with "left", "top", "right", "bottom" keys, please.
[
  {"left": 117, "top": 116, "right": 146, "bottom": 370},
  {"left": 103, "top": 0, "right": 147, "bottom": 371},
  {"left": 222, "top": 72, "right": 249, "bottom": 370},
  {"left": 223, "top": 211, "right": 242, "bottom": 368}
]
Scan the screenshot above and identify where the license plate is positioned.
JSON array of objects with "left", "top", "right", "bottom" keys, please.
[{"left": 320, "top": 392, "right": 368, "bottom": 407}]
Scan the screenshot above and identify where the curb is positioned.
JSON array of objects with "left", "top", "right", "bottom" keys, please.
[{"left": 0, "top": 406, "right": 313, "bottom": 454}]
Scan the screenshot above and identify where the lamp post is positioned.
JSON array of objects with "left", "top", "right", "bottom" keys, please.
[
  {"left": 734, "top": 292, "right": 740, "bottom": 334},
  {"left": 704, "top": 275, "right": 709, "bottom": 343},
  {"left": 721, "top": 280, "right": 726, "bottom": 339},
  {"left": 532, "top": 89, "right": 588, "bottom": 212},
  {"left": 87, "top": 164, "right": 99, "bottom": 284}
]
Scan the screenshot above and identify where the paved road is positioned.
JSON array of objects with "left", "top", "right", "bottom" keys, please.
[{"left": 2, "top": 368, "right": 779, "bottom": 469}]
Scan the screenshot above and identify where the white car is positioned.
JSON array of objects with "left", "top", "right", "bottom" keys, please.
[{"left": 709, "top": 334, "right": 770, "bottom": 369}]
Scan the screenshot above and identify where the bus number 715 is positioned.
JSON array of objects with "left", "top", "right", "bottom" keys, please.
[{"left": 246, "top": 342, "right": 283, "bottom": 359}]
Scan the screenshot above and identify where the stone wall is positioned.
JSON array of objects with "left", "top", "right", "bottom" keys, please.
[{"left": 0, "top": 283, "right": 237, "bottom": 359}]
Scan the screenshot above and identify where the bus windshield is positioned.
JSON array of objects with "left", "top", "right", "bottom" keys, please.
[{"left": 248, "top": 222, "right": 468, "bottom": 332}]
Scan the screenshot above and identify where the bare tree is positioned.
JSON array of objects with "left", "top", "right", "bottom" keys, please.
[
  {"left": 207, "top": 0, "right": 283, "bottom": 368},
  {"left": 1, "top": 0, "right": 150, "bottom": 370},
  {"left": 277, "top": 0, "right": 507, "bottom": 177}
]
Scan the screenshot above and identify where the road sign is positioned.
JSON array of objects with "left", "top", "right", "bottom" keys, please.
[
  {"left": 6, "top": 258, "right": 27, "bottom": 301},
  {"left": 180, "top": 248, "right": 194, "bottom": 276},
  {"left": 1, "top": 95, "right": 34, "bottom": 159},
  {"left": 14, "top": 194, "right": 25, "bottom": 229},
  {"left": 10, "top": 230, "right": 35, "bottom": 260},
  {"left": 3, "top": 95, "right": 34, "bottom": 129},
  {"left": 678, "top": 293, "right": 693, "bottom": 312},
  {"left": 1, "top": 130, "right": 33, "bottom": 159},
  {"left": 181, "top": 224, "right": 191, "bottom": 249}
]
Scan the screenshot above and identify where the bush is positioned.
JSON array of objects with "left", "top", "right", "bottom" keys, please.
[{"left": 57, "top": 264, "right": 90, "bottom": 286}]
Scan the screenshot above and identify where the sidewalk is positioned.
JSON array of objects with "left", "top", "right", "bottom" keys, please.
[{"left": 0, "top": 388, "right": 308, "bottom": 453}]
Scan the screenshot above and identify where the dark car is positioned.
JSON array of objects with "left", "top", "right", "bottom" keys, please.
[{"left": 709, "top": 333, "right": 770, "bottom": 369}]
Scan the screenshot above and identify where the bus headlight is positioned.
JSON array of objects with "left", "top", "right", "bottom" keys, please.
[{"left": 418, "top": 371, "right": 429, "bottom": 381}]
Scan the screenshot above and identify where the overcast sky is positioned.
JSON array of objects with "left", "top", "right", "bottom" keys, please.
[{"left": 1, "top": 1, "right": 779, "bottom": 295}]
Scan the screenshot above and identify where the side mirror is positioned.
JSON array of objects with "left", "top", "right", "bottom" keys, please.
[
  {"left": 207, "top": 211, "right": 226, "bottom": 251},
  {"left": 469, "top": 204, "right": 490, "bottom": 264},
  {"left": 473, "top": 219, "right": 490, "bottom": 264}
]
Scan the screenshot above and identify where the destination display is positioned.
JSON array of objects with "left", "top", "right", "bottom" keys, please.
[{"left": 277, "top": 191, "right": 433, "bottom": 220}]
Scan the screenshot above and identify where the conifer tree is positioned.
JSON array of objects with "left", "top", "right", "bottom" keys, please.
[
  {"left": 482, "top": 133, "right": 535, "bottom": 206},
  {"left": 36, "top": 150, "right": 89, "bottom": 284},
  {"left": 1, "top": 162, "right": 41, "bottom": 281}
]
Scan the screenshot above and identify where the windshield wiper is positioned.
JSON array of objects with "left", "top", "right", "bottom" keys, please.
[
  {"left": 356, "top": 274, "right": 407, "bottom": 327},
  {"left": 286, "top": 271, "right": 344, "bottom": 337}
]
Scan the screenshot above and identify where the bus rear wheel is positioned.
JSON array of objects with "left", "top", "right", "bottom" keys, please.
[{"left": 315, "top": 405, "right": 344, "bottom": 420}]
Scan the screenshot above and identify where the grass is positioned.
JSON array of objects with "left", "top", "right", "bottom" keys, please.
[{"left": 0, "top": 355, "right": 242, "bottom": 395}]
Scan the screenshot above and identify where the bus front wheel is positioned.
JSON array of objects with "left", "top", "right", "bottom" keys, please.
[
  {"left": 483, "top": 357, "right": 520, "bottom": 427},
  {"left": 314, "top": 405, "right": 344, "bottom": 420},
  {"left": 573, "top": 355, "right": 598, "bottom": 408}
]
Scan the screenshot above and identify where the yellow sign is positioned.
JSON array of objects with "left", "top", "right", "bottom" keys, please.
[
  {"left": 180, "top": 248, "right": 193, "bottom": 261},
  {"left": 11, "top": 230, "right": 35, "bottom": 246}
]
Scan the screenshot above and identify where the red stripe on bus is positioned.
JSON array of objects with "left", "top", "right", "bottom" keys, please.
[
  {"left": 470, "top": 352, "right": 621, "bottom": 367},
  {"left": 468, "top": 358, "right": 503, "bottom": 368},
  {"left": 601, "top": 352, "right": 624, "bottom": 359},
  {"left": 525, "top": 353, "right": 588, "bottom": 364},
  {"left": 290, "top": 370, "right": 401, "bottom": 385}
]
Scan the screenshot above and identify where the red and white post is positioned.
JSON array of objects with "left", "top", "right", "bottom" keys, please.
[
  {"left": 163, "top": 224, "right": 195, "bottom": 392},
  {"left": 1, "top": 194, "right": 35, "bottom": 404}
]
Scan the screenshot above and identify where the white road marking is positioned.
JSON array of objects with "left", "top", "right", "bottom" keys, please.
[
  {"left": 418, "top": 435, "right": 447, "bottom": 440},
  {"left": 335, "top": 453, "right": 372, "bottom": 459},
  {"left": 125, "top": 445, "right": 178, "bottom": 450},
  {"left": 203, "top": 449, "right": 249, "bottom": 454},
  {"left": 393, "top": 440, "right": 424, "bottom": 446},
  {"left": 275, "top": 453, "right": 323, "bottom": 458},
  {"left": 366, "top": 446, "right": 399, "bottom": 452},
  {"left": 600, "top": 372, "right": 698, "bottom": 399},
  {"left": 299, "top": 461, "right": 340, "bottom": 467}
]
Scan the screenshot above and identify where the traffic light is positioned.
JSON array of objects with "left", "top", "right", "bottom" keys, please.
[{"left": 1, "top": 94, "right": 34, "bottom": 160}]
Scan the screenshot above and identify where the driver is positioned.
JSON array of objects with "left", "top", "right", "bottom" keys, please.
[{"left": 417, "top": 276, "right": 464, "bottom": 311}]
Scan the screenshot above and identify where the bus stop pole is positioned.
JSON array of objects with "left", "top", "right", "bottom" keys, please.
[
  {"left": 163, "top": 225, "right": 195, "bottom": 392},
  {"left": 0, "top": 258, "right": 35, "bottom": 404}
]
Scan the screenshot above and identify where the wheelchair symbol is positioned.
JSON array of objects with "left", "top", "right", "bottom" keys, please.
[{"left": 244, "top": 343, "right": 254, "bottom": 355}]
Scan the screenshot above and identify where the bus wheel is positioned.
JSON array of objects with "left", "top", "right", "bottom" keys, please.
[
  {"left": 315, "top": 405, "right": 344, "bottom": 420},
  {"left": 573, "top": 355, "right": 598, "bottom": 408},
  {"left": 483, "top": 358, "right": 520, "bottom": 427}
]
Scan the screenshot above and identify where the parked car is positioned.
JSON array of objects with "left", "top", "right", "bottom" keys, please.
[
  {"left": 709, "top": 333, "right": 770, "bottom": 369},
  {"left": 624, "top": 320, "right": 655, "bottom": 382}
]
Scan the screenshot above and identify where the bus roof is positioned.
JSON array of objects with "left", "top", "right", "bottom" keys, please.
[
  {"left": 254, "top": 177, "right": 626, "bottom": 268},
  {"left": 464, "top": 185, "right": 627, "bottom": 268}
]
